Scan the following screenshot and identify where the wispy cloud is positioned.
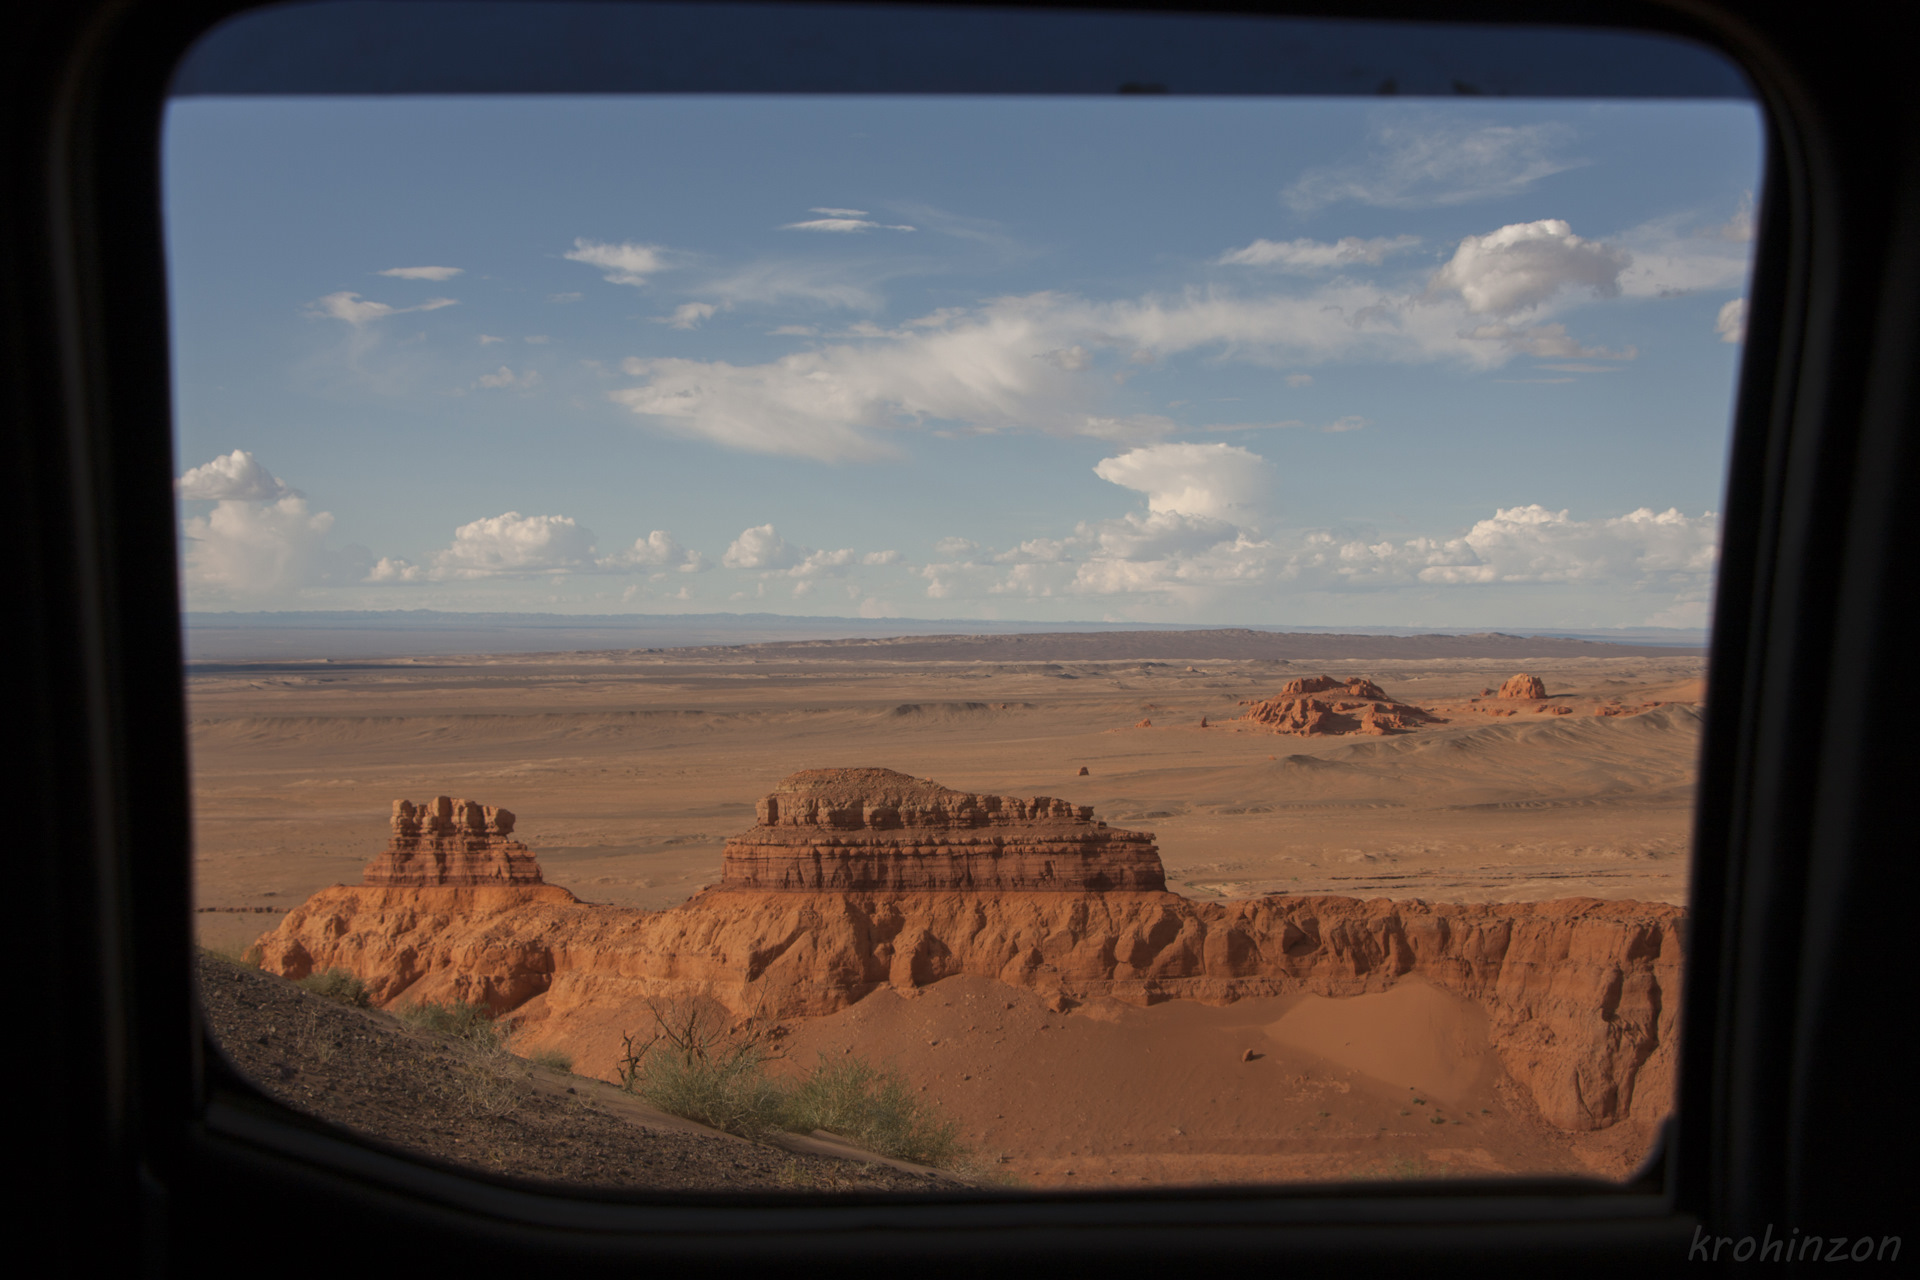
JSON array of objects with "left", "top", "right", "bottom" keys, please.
[
  {"left": 307, "top": 291, "right": 457, "bottom": 324},
  {"left": 1285, "top": 117, "right": 1581, "bottom": 212},
  {"left": 564, "top": 238, "right": 672, "bottom": 286},
  {"left": 1218, "top": 235, "right": 1421, "bottom": 270},
  {"left": 379, "top": 265, "right": 462, "bottom": 280}
]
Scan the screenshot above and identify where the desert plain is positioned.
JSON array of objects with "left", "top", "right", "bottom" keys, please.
[{"left": 189, "top": 629, "right": 1705, "bottom": 1188}]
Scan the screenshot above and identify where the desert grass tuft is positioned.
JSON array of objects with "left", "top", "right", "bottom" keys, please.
[
  {"left": 781, "top": 1053, "right": 965, "bottom": 1169},
  {"left": 526, "top": 1047, "right": 574, "bottom": 1073},
  {"left": 295, "top": 968, "right": 371, "bottom": 1008},
  {"left": 397, "top": 998, "right": 504, "bottom": 1052}
]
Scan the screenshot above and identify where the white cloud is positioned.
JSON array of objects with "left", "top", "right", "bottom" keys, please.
[
  {"left": 308, "top": 291, "right": 458, "bottom": 324},
  {"left": 719, "top": 524, "right": 886, "bottom": 579},
  {"left": 664, "top": 302, "right": 718, "bottom": 329},
  {"left": 379, "top": 266, "right": 462, "bottom": 281},
  {"left": 606, "top": 221, "right": 1661, "bottom": 461},
  {"left": 782, "top": 217, "right": 916, "bottom": 233},
  {"left": 181, "top": 496, "right": 365, "bottom": 596},
  {"left": 564, "top": 238, "right": 670, "bottom": 286},
  {"left": 812, "top": 207, "right": 868, "bottom": 217},
  {"left": 430, "top": 512, "right": 598, "bottom": 578},
  {"left": 705, "top": 261, "right": 885, "bottom": 311},
  {"left": 1217, "top": 235, "right": 1421, "bottom": 270},
  {"left": 1286, "top": 373, "right": 1314, "bottom": 387},
  {"left": 478, "top": 334, "right": 505, "bottom": 345},
  {"left": 1429, "top": 220, "right": 1630, "bottom": 316},
  {"left": 1284, "top": 119, "right": 1580, "bottom": 212},
  {"left": 722, "top": 523, "right": 802, "bottom": 570},
  {"left": 1615, "top": 205, "right": 1756, "bottom": 299},
  {"left": 475, "top": 366, "right": 541, "bottom": 389},
  {"left": 603, "top": 530, "right": 710, "bottom": 573},
  {"left": 177, "top": 449, "right": 294, "bottom": 501},
  {"left": 1716, "top": 297, "right": 1747, "bottom": 344},
  {"left": 1093, "top": 442, "right": 1271, "bottom": 521},
  {"left": 1409, "top": 504, "right": 1718, "bottom": 585},
  {"left": 365, "top": 556, "right": 424, "bottom": 583},
  {"left": 934, "top": 536, "right": 980, "bottom": 557}
]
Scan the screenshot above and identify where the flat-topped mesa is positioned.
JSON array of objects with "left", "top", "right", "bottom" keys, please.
[
  {"left": 361, "top": 796, "right": 544, "bottom": 887},
  {"left": 1239, "top": 675, "right": 1443, "bottom": 737},
  {"left": 721, "top": 767, "right": 1166, "bottom": 893}
]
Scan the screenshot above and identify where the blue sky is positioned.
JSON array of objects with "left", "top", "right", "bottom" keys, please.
[{"left": 164, "top": 95, "right": 1760, "bottom": 627}]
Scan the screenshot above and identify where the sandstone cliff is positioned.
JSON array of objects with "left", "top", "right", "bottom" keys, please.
[
  {"left": 721, "top": 768, "right": 1166, "bottom": 893},
  {"left": 254, "top": 775, "right": 1680, "bottom": 1138}
]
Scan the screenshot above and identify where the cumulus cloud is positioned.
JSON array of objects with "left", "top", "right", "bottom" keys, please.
[
  {"left": 564, "top": 238, "right": 670, "bottom": 286},
  {"left": 1093, "top": 442, "right": 1271, "bottom": 521},
  {"left": 1284, "top": 119, "right": 1580, "bottom": 212},
  {"left": 379, "top": 266, "right": 462, "bottom": 280},
  {"left": 308, "top": 291, "right": 458, "bottom": 324},
  {"left": 720, "top": 524, "right": 889, "bottom": 578},
  {"left": 722, "top": 523, "right": 803, "bottom": 571},
  {"left": 918, "top": 501, "right": 1717, "bottom": 615},
  {"left": 430, "top": 512, "right": 598, "bottom": 578},
  {"left": 1217, "top": 235, "right": 1421, "bottom": 270},
  {"left": 182, "top": 496, "right": 368, "bottom": 596},
  {"left": 603, "top": 530, "right": 710, "bottom": 573},
  {"left": 177, "top": 450, "right": 295, "bottom": 501},
  {"left": 1716, "top": 297, "right": 1747, "bottom": 344},
  {"left": 1429, "top": 220, "right": 1630, "bottom": 316}
]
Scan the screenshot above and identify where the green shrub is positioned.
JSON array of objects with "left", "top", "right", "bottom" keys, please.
[
  {"left": 616, "top": 999, "right": 967, "bottom": 1169},
  {"left": 295, "top": 968, "right": 370, "bottom": 1008},
  {"left": 526, "top": 1047, "right": 573, "bottom": 1073},
  {"left": 397, "top": 998, "right": 502, "bottom": 1051},
  {"left": 781, "top": 1054, "right": 965, "bottom": 1169}
]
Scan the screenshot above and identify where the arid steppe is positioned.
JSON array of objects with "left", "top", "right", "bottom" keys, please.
[{"left": 191, "top": 631, "right": 1702, "bottom": 1187}]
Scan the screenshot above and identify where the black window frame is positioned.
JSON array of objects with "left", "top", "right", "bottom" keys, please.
[{"left": 12, "top": 0, "right": 1913, "bottom": 1269}]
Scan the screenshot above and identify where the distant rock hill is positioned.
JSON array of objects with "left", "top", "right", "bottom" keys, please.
[{"left": 1236, "top": 675, "right": 1445, "bottom": 737}]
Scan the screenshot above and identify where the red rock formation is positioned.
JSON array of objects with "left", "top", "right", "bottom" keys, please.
[
  {"left": 253, "top": 779, "right": 1682, "bottom": 1137},
  {"left": 256, "top": 886, "right": 1680, "bottom": 1135},
  {"left": 720, "top": 768, "right": 1166, "bottom": 893},
  {"left": 362, "top": 795, "right": 545, "bottom": 887},
  {"left": 1500, "top": 673, "right": 1548, "bottom": 699},
  {"left": 1239, "top": 675, "right": 1442, "bottom": 737}
]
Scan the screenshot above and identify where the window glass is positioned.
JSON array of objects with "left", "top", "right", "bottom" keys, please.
[{"left": 170, "top": 53, "right": 1759, "bottom": 1192}]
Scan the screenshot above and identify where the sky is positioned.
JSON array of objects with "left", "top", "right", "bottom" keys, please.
[{"left": 164, "top": 94, "right": 1761, "bottom": 628}]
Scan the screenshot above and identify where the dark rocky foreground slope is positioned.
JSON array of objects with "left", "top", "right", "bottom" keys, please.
[{"left": 196, "top": 951, "right": 957, "bottom": 1194}]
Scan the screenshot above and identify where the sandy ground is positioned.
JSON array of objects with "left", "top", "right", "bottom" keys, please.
[
  {"left": 187, "top": 641, "right": 1698, "bottom": 1184},
  {"left": 189, "top": 647, "right": 1703, "bottom": 931}
]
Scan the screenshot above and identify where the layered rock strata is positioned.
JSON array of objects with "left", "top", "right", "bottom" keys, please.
[
  {"left": 362, "top": 796, "right": 545, "bottom": 887},
  {"left": 720, "top": 768, "right": 1166, "bottom": 893},
  {"left": 253, "top": 775, "right": 1681, "bottom": 1137},
  {"left": 1238, "top": 675, "right": 1443, "bottom": 737}
]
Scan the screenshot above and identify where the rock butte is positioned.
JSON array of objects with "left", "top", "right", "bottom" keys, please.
[
  {"left": 1500, "top": 673, "right": 1549, "bottom": 700},
  {"left": 254, "top": 770, "right": 1683, "bottom": 1138},
  {"left": 1237, "top": 675, "right": 1444, "bottom": 737},
  {"left": 362, "top": 796, "right": 543, "bottom": 888},
  {"left": 722, "top": 768, "right": 1165, "bottom": 893}
]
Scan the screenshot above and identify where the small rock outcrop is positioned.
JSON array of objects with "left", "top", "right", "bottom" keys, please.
[
  {"left": 719, "top": 768, "right": 1166, "bottom": 893},
  {"left": 1238, "top": 676, "right": 1442, "bottom": 737},
  {"left": 1499, "top": 673, "right": 1548, "bottom": 699},
  {"left": 361, "top": 796, "right": 545, "bottom": 887}
]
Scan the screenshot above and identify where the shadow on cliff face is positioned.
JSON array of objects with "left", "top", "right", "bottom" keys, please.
[{"left": 242, "top": 767, "right": 1682, "bottom": 1187}]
